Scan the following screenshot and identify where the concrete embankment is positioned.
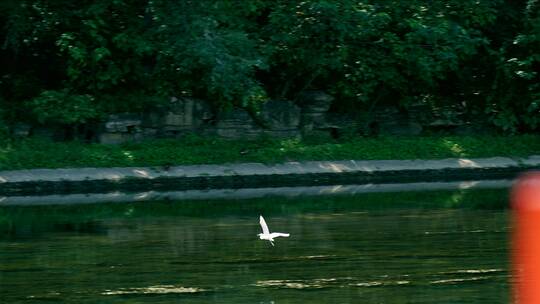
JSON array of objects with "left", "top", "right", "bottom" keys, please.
[
  {"left": 0, "top": 179, "right": 513, "bottom": 206},
  {"left": 0, "top": 156, "right": 538, "bottom": 196}
]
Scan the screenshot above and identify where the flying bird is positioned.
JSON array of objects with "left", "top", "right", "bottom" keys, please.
[{"left": 258, "top": 215, "right": 290, "bottom": 246}]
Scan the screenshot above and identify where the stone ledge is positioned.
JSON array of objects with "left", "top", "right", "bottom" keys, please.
[{"left": 0, "top": 156, "right": 538, "bottom": 195}]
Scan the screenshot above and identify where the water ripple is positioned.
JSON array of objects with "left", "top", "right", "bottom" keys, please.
[
  {"left": 430, "top": 277, "right": 490, "bottom": 284},
  {"left": 102, "top": 285, "right": 206, "bottom": 295}
]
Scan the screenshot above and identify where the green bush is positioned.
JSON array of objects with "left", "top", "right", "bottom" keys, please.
[{"left": 26, "top": 89, "right": 100, "bottom": 124}]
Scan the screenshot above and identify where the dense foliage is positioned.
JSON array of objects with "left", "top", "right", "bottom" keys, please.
[{"left": 0, "top": 0, "right": 538, "bottom": 132}]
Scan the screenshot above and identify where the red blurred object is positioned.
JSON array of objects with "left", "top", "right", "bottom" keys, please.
[{"left": 512, "top": 172, "right": 540, "bottom": 304}]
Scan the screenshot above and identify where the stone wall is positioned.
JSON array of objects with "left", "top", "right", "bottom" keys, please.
[
  {"left": 98, "top": 97, "right": 303, "bottom": 143},
  {"left": 9, "top": 91, "right": 471, "bottom": 143}
]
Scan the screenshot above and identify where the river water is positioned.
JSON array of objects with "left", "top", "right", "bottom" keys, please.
[{"left": 0, "top": 188, "right": 510, "bottom": 303}]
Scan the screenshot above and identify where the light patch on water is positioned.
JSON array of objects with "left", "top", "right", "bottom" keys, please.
[
  {"left": 430, "top": 276, "right": 489, "bottom": 284},
  {"left": 27, "top": 291, "right": 61, "bottom": 299},
  {"left": 255, "top": 278, "right": 339, "bottom": 289},
  {"left": 102, "top": 285, "right": 206, "bottom": 295},
  {"left": 354, "top": 281, "right": 410, "bottom": 287},
  {"left": 301, "top": 214, "right": 347, "bottom": 220},
  {"left": 298, "top": 255, "right": 336, "bottom": 260},
  {"left": 424, "top": 230, "right": 487, "bottom": 235},
  {"left": 355, "top": 282, "right": 383, "bottom": 287},
  {"left": 448, "top": 268, "right": 504, "bottom": 274},
  {"left": 255, "top": 277, "right": 410, "bottom": 289}
]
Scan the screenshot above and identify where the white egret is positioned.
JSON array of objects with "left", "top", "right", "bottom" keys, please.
[{"left": 258, "top": 215, "right": 290, "bottom": 246}]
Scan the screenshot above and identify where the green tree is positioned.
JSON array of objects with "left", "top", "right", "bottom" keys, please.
[
  {"left": 487, "top": 0, "right": 540, "bottom": 132},
  {"left": 2, "top": 0, "right": 155, "bottom": 122},
  {"left": 0, "top": 0, "right": 538, "bottom": 133},
  {"left": 148, "top": 0, "right": 268, "bottom": 110}
]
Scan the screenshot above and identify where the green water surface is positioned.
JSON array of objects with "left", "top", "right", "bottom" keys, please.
[{"left": 0, "top": 188, "right": 510, "bottom": 303}]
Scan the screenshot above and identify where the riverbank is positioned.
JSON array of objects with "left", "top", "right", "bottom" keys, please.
[{"left": 1, "top": 156, "right": 538, "bottom": 195}]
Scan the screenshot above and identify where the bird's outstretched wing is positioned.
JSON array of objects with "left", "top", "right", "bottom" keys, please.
[
  {"left": 270, "top": 233, "right": 290, "bottom": 238},
  {"left": 259, "top": 215, "right": 270, "bottom": 235}
]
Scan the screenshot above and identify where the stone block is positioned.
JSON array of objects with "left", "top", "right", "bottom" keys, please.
[
  {"left": 216, "top": 108, "right": 263, "bottom": 139},
  {"left": 260, "top": 100, "right": 301, "bottom": 131},
  {"left": 299, "top": 91, "right": 334, "bottom": 113},
  {"left": 164, "top": 97, "right": 213, "bottom": 130},
  {"left": 104, "top": 113, "right": 142, "bottom": 133},
  {"left": 99, "top": 133, "right": 133, "bottom": 145}
]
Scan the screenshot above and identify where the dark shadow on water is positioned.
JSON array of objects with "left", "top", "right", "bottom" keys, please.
[{"left": 0, "top": 187, "right": 509, "bottom": 237}]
